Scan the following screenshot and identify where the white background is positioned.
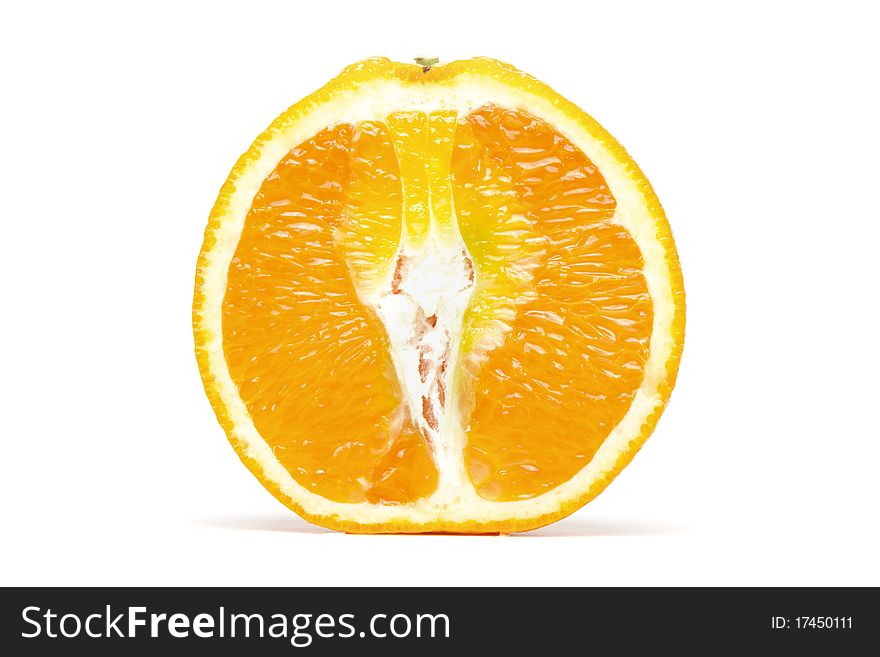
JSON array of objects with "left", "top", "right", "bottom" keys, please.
[{"left": 2, "top": 0, "right": 878, "bottom": 586}]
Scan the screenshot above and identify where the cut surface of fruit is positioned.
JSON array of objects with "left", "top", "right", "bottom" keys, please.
[{"left": 194, "top": 58, "right": 685, "bottom": 533}]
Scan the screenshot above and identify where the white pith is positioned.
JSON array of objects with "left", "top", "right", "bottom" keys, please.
[
  {"left": 198, "top": 76, "right": 678, "bottom": 525},
  {"left": 373, "top": 230, "right": 475, "bottom": 501}
]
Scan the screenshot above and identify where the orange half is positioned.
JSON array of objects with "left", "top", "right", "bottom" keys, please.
[{"left": 193, "top": 58, "right": 685, "bottom": 533}]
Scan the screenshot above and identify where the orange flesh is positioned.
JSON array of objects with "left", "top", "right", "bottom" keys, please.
[
  {"left": 222, "top": 124, "right": 437, "bottom": 504},
  {"left": 221, "top": 106, "right": 652, "bottom": 505},
  {"left": 453, "top": 107, "right": 652, "bottom": 500}
]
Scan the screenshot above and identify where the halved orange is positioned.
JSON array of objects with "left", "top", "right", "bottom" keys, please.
[{"left": 193, "top": 57, "right": 685, "bottom": 533}]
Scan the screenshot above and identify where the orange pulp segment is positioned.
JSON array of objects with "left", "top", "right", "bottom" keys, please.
[
  {"left": 453, "top": 106, "right": 652, "bottom": 501},
  {"left": 222, "top": 123, "right": 438, "bottom": 504}
]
